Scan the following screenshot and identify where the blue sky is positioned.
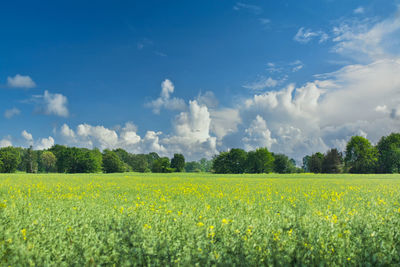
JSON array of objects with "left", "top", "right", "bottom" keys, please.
[{"left": 1, "top": 0, "right": 400, "bottom": 161}]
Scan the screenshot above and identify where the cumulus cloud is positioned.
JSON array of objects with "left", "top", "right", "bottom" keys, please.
[
  {"left": 163, "top": 100, "right": 218, "bottom": 159},
  {"left": 242, "top": 115, "right": 277, "bottom": 151},
  {"left": 294, "top": 27, "right": 329, "bottom": 44},
  {"left": 146, "top": 79, "right": 186, "bottom": 114},
  {"left": 35, "top": 136, "right": 54, "bottom": 150},
  {"left": 0, "top": 137, "right": 12, "bottom": 148},
  {"left": 4, "top": 108, "right": 21, "bottom": 119},
  {"left": 7, "top": 74, "right": 36, "bottom": 88},
  {"left": 210, "top": 108, "right": 241, "bottom": 141},
  {"left": 21, "top": 130, "right": 33, "bottom": 146},
  {"left": 58, "top": 122, "right": 166, "bottom": 156},
  {"left": 33, "top": 90, "right": 69, "bottom": 117}
]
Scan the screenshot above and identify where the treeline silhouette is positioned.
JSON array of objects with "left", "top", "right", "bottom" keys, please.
[
  {"left": 0, "top": 144, "right": 210, "bottom": 174},
  {"left": 0, "top": 133, "right": 399, "bottom": 174}
]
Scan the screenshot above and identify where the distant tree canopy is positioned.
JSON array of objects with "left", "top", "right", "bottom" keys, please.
[
  {"left": 211, "top": 148, "right": 297, "bottom": 174},
  {"left": 2, "top": 132, "right": 400, "bottom": 174},
  {"left": 102, "top": 150, "right": 125, "bottom": 173},
  {"left": 171, "top": 153, "right": 185, "bottom": 172},
  {"left": 377, "top": 133, "right": 400, "bottom": 173},
  {"left": 0, "top": 147, "right": 21, "bottom": 173}
]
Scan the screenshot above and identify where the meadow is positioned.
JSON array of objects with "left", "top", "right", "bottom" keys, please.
[{"left": 1, "top": 172, "right": 400, "bottom": 266}]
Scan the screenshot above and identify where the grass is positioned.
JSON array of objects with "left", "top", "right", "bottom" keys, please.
[{"left": 1, "top": 172, "right": 400, "bottom": 265}]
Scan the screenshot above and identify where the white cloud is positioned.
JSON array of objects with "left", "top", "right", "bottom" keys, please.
[
  {"left": 259, "top": 18, "right": 271, "bottom": 25},
  {"left": 7, "top": 74, "right": 36, "bottom": 88},
  {"left": 21, "top": 130, "right": 33, "bottom": 146},
  {"left": 160, "top": 100, "right": 218, "bottom": 160},
  {"left": 34, "top": 136, "right": 54, "bottom": 150},
  {"left": 0, "top": 137, "right": 12, "bottom": 148},
  {"left": 354, "top": 6, "right": 364, "bottom": 14},
  {"left": 233, "top": 2, "right": 263, "bottom": 14},
  {"left": 243, "top": 77, "right": 278, "bottom": 90},
  {"left": 4, "top": 108, "right": 21, "bottom": 119},
  {"left": 33, "top": 90, "right": 69, "bottom": 117},
  {"left": 332, "top": 9, "right": 400, "bottom": 62},
  {"left": 242, "top": 115, "right": 277, "bottom": 151},
  {"left": 196, "top": 91, "right": 219, "bottom": 108},
  {"left": 210, "top": 108, "right": 241, "bottom": 141},
  {"left": 294, "top": 27, "right": 329, "bottom": 44},
  {"left": 146, "top": 79, "right": 186, "bottom": 114}
]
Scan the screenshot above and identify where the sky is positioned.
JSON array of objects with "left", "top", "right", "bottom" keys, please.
[{"left": 1, "top": 0, "right": 400, "bottom": 162}]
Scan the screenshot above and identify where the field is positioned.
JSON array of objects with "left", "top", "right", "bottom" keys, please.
[{"left": 1, "top": 173, "right": 400, "bottom": 265}]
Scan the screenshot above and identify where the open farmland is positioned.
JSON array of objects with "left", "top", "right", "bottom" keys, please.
[{"left": 1, "top": 173, "right": 400, "bottom": 265}]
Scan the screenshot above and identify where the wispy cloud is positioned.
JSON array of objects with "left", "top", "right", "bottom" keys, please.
[
  {"left": 294, "top": 27, "right": 329, "bottom": 44},
  {"left": 233, "top": 2, "right": 263, "bottom": 14},
  {"left": 4, "top": 108, "right": 21, "bottom": 119},
  {"left": 354, "top": 6, "right": 365, "bottom": 14},
  {"left": 243, "top": 76, "right": 279, "bottom": 91}
]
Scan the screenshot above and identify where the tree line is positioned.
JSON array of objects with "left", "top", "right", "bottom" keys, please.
[
  {"left": 0, "top": 144, "right": 212, "bottom": 174},
  {"left": 302, "top": 133, "right": 400, "bottom": 174},
  {"left": 1, "top": 132, "right": 400, "bottom": 174}
]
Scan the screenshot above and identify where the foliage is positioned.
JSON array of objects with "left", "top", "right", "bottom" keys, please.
[
  {"left": 0, "top": 146, "right": 21, "bottom": 173},
  {"left": 308, "top": 152, "right": 324, "bottom": 173},
  {"left": 322, "top": 149, "right": 343, "bottom": 173},
  {"left": 170, "top": 153, "right": 185, "bottom": 172},
  {"left": 102, "top": 150, "right": 125, "bottom": 173},
  {"left": 40, "top": 151, "right": 57, "bottom": 173},
  {"left": 212, "top": 149, "right": 247, "bottom": 174},
  {"left": 246, "top": 148, "right": 274, "bottom": 173},
  {"left": 377, "top": 133, "right": 400, "bottom": 173},
  {"left": 23, "top": 146, "right": 38, "bottom": 173},
  {"left": 345, "top": 136, "right": 378, "bottom": 173},
  {"left": 273, "top": 153, "right": 297, "bottom": 173},
  {"left": 151, "top": 157, "right": 170, "bottom": 173}
]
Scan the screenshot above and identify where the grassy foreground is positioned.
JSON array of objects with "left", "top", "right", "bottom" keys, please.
[{"left": 1, "top": 173, "right": 400, "bottom": 265}]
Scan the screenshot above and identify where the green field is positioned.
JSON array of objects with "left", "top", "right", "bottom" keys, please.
[{"left": 1, "top": 173, "right": 400, "bottom": 265}]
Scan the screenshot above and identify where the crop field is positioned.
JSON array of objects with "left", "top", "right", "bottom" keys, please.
[{"left": 1, "top": 173, "right": 400, "bottom": 265}]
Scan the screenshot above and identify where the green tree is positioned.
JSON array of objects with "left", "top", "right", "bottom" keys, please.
[
  {"left": 246, "top": 148, "right": 274, "bottom": 173},
  {"left": 0, "top": 147, "right": 21, "bottom": 173},
  {"left": 302, "top": 155, "right": 310, "bottom": 172},
  {"left": 185, "top": 161, "right": 202, "bottom": 172},
  {"left": 212, "top": 152, "right": 230, "bottom": 174},
  {"left": 130, "top": 154, "right": 149, "bottom": 172},
  {"left": 102, "top": 150, "right": 125, "bottom": 173},
  {"left": 273, "top": 153, "right": 296, "bottom": 173},
  {"left": 198, "top": 158, "right": 212, "bottom": 172},
  {"left": 345, "top": 136, "right": 378, "bottom": 173},
  {"left": 308, "top": 152, "right": 324, "bottom": 173},
  {"left": 377, "top": 133, "right": 400, "bottom": 173},
  {"left": 151, "top": 157, "right": 170, "bottom": 173},
  {"left": 322, "top": 148, "right": 342, "bottom": 173},
  {"left": 24, "top": 146, "right": 38, "bottom": 173},
  {"left": 41, "top": 151, "right": 57, "bottom": 173},
  {"left": 171, "top": 153, "right": 185, "bottom": 172}
]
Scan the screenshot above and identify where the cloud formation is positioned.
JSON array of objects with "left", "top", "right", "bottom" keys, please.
[
  {"left": 4, "top": 108, "right": 21, "bottom": 119},
  {"left": 33, "top": 90, "right": 69, "bottom": 117},
  {"left": 233, "top": 3, "right": 263, "bottom": 14},
  {"left": 0, "top": 137, "right": 12, "bottom": 148},
  {"left": 7, "top": 74, "right": 36, "bottom": 88},
  {"left": 294, "top": 27, "right": 329, "bottom": 44},
  {"left": 146, "top": 79, "right": 186, "bottom": 114}
]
